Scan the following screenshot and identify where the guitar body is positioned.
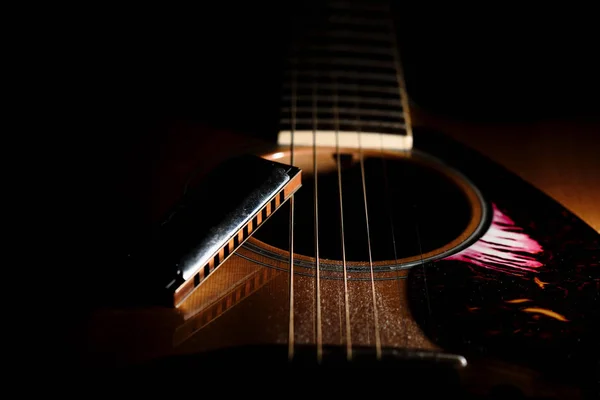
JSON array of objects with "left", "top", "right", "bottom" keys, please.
[
  {"left": 84, "top": 120, "right": 599, "bottom": 395},
  {"left": 79, "top": 1, "right": 599, "bottom": 397}
]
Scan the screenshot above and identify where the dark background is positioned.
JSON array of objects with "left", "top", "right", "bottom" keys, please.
[
  {"left": 84, "top": 3, "right": 600, "bottom": 131},
  {"left": 69, "top": 2, "right": 600, "bottom": 139},
  {"left": 32, "top": 2, "right": 599, "bottom": 337}
]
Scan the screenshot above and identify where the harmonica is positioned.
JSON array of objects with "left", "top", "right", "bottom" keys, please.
[{"left": 156, "top": 154, "right": 301, "bottom": 306}]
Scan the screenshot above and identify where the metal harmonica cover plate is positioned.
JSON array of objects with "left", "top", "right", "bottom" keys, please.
[{"left": 153, "top": 154, "right": 301, "bottom": 306}]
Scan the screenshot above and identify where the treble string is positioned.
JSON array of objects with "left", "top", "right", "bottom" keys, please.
[
  {"left": 312, "top": 70, "right": 323, "bottom": 362},
  {"left": 334, "top": 75, "right": 352, "bottom": 361},
  {"left": 357, "top": 98, "right": 382, "bottom": 359},
  {"left": 415, "top": 210, "right": 432, "bottom": 315},
  {"left": 379, "top": 133, "right": 405, "bottom": 347},
  {"left": 287, "top": 65, "right": 296, "bottom": 362},
  {"left": 387, "top": 7, "right": 431, "bottom": 339}
]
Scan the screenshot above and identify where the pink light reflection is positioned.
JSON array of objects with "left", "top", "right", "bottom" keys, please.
[{"left": 447, "top": 204, "right": 543, "bottom": 275}]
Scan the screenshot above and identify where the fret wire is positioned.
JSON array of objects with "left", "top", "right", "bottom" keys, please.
[
  {"left": 304, "top": 44, "right": 394, "bottom": 56},
  {"left": 281, "top": 118, "right": 406, "bottom": 130},
  {"left": 308, "top": 29, "right": 391, "bottom": 43},
  {"left": 328, "top": 15, "right": 392, "bottom": 28},
  {"left": 283, "top": 95, "right": 402, "bottom": 108},
  {"left": 281, "top": 107, "right": 404, "bottom": 119},
  {"left": 285, "top": 70, "right": 398, "bottom": 83},
  {"left": 287, "top": 57, "right": 396, "bottom": 70},
  {"left": 284, "top": 82, "right": 400, "bottom": 95}
]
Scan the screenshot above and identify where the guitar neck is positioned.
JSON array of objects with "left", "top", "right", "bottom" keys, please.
[{"left": 279, "top": 0, "right": 412, "bottom": 146}]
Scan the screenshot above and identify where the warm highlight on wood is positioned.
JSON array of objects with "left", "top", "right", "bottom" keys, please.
[{"left": 173, "top": 171, "right": 301, "bottom": 306}]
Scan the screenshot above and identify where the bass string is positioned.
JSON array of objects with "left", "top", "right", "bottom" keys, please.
[
  {"left": 387, "top": 5, "right": 431, "bottom": 342},
  {"left": 287, "top": 65, "right": 296, "bottom": 362},
  {"left": 356, "top": 91, "right": 382, "bottom": 359},
  {"left": 312, "top": 69, "right": 323, "bottom": 362},
  {"left": 380, "top": 9, "right": 411, "bottom": 345},
  {"left": 333, "top": 74, "right": 353, "bottom": 361}
]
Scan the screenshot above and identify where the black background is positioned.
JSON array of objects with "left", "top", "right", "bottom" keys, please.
[{"left": 66, "top": 2, "right": 600, "bottom": 139}]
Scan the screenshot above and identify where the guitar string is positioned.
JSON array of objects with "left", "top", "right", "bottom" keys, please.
[
  {"left": 287, "top": 65, "right": 296, "bottom": 362},
  {"left": 289, "top": 1, "right": 410, "bottom": 361},
  {"left": 334, "top": 74, "right": 353, "bottom": 361},
  {"left": 416, "top": 209, "right": 432, "bottom": 315},
  {"left": 379, "top": 133, "right": 405, "bottom": 347},
  {"left": 312, "top": 70, "right": 323, "bottom": 362},
  {"left": 385, "top": 4, "right": 424, "bottom": 346},
  {"left": 357, "top": 97, "right": 382, "bottom": 359},
  {"left": 389, "top": 11, "right": 433, "bottom": 322}
]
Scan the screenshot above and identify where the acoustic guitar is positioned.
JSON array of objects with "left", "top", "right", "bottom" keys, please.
[{"left": 80, "top": 1, "right": 599, "bottom": 397}]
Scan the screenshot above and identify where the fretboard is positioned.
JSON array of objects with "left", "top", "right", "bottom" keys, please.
[{"left": 279, "top": 0, "right": 412, "bottom": 146}]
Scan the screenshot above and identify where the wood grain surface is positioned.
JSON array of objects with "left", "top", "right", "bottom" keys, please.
[{"left": 411, "top": 107, "right": 600, "bottom": 233}]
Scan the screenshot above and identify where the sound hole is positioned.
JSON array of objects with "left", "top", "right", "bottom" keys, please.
[{"left": 253, "top": 150, "right": 474, "bottom": 263}]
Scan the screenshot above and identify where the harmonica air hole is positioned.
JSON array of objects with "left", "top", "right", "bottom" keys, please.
[{"left": 166, "top": 155, "right": 301, "bottom": 307}]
